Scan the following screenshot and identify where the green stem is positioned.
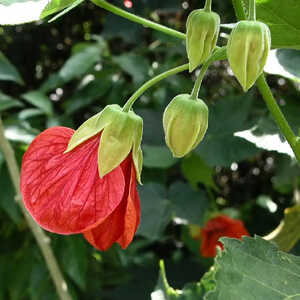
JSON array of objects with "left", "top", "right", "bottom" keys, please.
[
  {"left": 91, "top": 0, "right": 186, "bottom": 40},
  {"left": 122, "top": 63, "right": 189, "bottom": 112},
  {"left": 231, "top": 0, "right": 246, "bottom": 20},
  {"left": 0, "top": 117, "right": 72, "bottom": 300},
  {"left": 256, "top": 76, "right": 300, "bottom": 163},
  {"left": 190, "top": 62, "right": 210, "bottom": 99},
  {"left": 204, "top": 0, "right": 212, "bottom": 12},
  {"left": 191, "top": 46, "right": 227, "bottom": 100},
  {"left": 232, "top": 0, "right": 300, "bottom": 163},
  {"left": 249, "top": 0, "right": 256, "bottom": 21}
]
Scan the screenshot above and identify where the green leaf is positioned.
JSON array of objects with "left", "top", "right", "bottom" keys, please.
[
  {"left": 114, "top": 53, "right": 150, "bottom": 84},
  {"left": 0, "top": 52, "right": 24, "bottom": 85},
  {"left": 29, "top": 263, "right": 58, "bottom": 300},
  {"left": 4, "top": 124, "right": 36, "bottom": 144},
  {"left": 18, "top": 109, "right": 45, "bottom": 120},
  {"left": 44, "top": 0, "right": 83, "bottom": 21},
  {"left": 41, "top": 0, "right": 79, "bottom": 18},
  {"left": 137, "top": 183, "right": 172, "bottom": 240},
  {"left": 60, "top": 236, "right": 88, "bottom": 290},
  {"left": 198, "top": 135, "right": 259, "bottom": 167},
  {"left": 63, "top": 74, "right": 112, "bottom": 115},
  {"left": 58, "top": 46, "right": 101, "bottom": 82},
  {"left": 151, "top": 260, "right": 179, "bottom": 300},
  {"left": 137, "top": 109, "right": 165, "bottom": 145},
  {"left": 21, "top": 91, "right": 53, "bottom": 115},
  {"left": 235, "top": 128, "right": 295, "bottom": 158},
  {"left": 0, "top": 164, "right": 21, "bottom": 224},
  {"left": 264, "top": 205, "right": 300, "bottom": 252},
  {"left": 242, "top": 0, "right": 300, "bottom": 49},
  {"left": 181, "top": 153, "right": 217, "bottom": 190},
  {"left": 205, "top": 236, "right": 300, "bottom": 300},
  {"left": 143, "top": 145, "right": 178, "bottom": 169},
  {"left": 272, "top": 155, "right": 300, "bottom": 194},
  {"left": 151, "top": 260, "right": 215, "bottom": 300},
  {"left": 196, "top": 95, "right": 259, "bottom": 166},
  {"left": 0, "top": 0, "right": 48, "bottom": 25},
  {"left": 0, "top": 92, "right": 24, "bottom": 112},
  {"left": 169, "top": 182, "right": 210, "bottom": 226},
  {"left": 265, "top": 49, "right": 300, "bottom": 82}
]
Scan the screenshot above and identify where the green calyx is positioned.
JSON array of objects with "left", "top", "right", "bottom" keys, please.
[
  {"left": 227, "top": 20, "right": 271, "bottom": 91},
  {"left": 65, "top": 104, "right": 143, "bottom": 183},
  {"left": 163, "top": 94, "right": 208, "bottom": 158},
  {"left": 186, "top": 9, "right": 220, "bottom": 72}
]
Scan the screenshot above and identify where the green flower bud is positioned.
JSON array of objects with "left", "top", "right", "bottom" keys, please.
[
  {"left": 186, "top": 9, "right": 220, "bottom": 72},
  {"left": 227, "top": 20, "right": 271, "bottom": 91},
  {"left": 163, "top": 94, "right": 208, "bottom": 158},
  {"left": 65, "top": 105, "right": 143, "bottom": 183}
]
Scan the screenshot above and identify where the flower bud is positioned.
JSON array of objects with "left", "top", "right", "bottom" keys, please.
[
  {"left": 227, "top": 20, "right": 271, "bottom": 91},
  {"left": 65, "top": 104, "right": 143, "bottom": 182},
  {"left": 163, "top": 94, "right": 208, "bottom": 158},
  {"left": 186, "top": 9, "right": 220, "bottom": 72}
]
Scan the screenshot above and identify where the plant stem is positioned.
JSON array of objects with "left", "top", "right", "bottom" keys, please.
[
  {"left": 204, "top": 0, "right": 212, "bottom": 12},
  {"left": 190, "top": 62, "right": 210, "bottom": 99},
  {"left": 0, "top": 117, "right": 72, "bottom": 300},
  {"left": 122, "top": 63, "right": 189, "bottom": 112},
  {"left": 91, "top": 0, "right": 186, "bottom": 40},
  {"left": 191, "top": 46, "right": 227, "bottom": 100},
  {"left": 256, "top": 76, "right": 300, "bottom": 163},
  {"left": 249, "top": 0, "right": 256, "bottom": 21},
  {"left": 231, "top": 0, "right": 246, "bottom": 20},
  {"left": 232, "top": 0, "right": 300, "bottom": 163}
]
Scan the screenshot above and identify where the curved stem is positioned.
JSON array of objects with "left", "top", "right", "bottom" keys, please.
[
  {"left": 191, "top": 46, "right": 227, "bottom": 100},
  {"left": 256, "top": 75, "right": 300, "bottom": 163},
  {"left": 122, "top": 63, "right": 189, "bottom": 112},
  {"left": 232, "top": 0, "right": 300, "bottom": 163},
  {"left": 249, "top": 0, "right": 256, "bottom": 21},
  {"left": 91, "top": 0, "right": 186, "bottom": 40},
  {"left": 190, "top": 62, "right": 210, "bottom": 100},
  {"left": 204, "top": 0, "right": 212, "bottom": 12},
  {"left": 0, "top": 117, "right": 72, "bottom": 300}
]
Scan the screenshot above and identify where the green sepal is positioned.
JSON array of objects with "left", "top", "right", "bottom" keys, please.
[
  {"left": 65, "top": 104, "right": 143, "bottom": 182},
  {"left": 98, "top": 107, "right": 143, "bottom": 179},
  {"left": 64, "top": 105, "right": 119, "bottom": 153},
  {"left": 186, "top": 9, "right": 220, "bottom": 72},
  {"left": 227, "top": 20, "right": 271, "bottom": 91},
  {"left": 163, "top": 94, "right": 208, "bottom": 158}
]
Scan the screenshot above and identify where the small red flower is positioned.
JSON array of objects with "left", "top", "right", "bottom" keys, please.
[
  {"left": 123, "top": 0, "right": 133, "bottom": 8},
  {"left": 21, "top": 126, "right": 140, "bottom": 250},
  {"left": 200, "top": 215, "right": 249, "bottom": 257}
]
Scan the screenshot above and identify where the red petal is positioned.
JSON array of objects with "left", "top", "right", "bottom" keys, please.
[
  {"left": 117, "top": 163, "right": 140, "bottom": 249},
  {"left": 83, "top": 155, "right": 140, "bottom": 251},
  {"left": 200, "top": 215, "right": 249, "bottom": 257},
  {"left": 21, "top": 127, "right": 125, "bottom": 234}
]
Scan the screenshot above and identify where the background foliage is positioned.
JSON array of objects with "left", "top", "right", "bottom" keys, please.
[{"left": 1, "top": 0, "right": 300, "bottom": 299}]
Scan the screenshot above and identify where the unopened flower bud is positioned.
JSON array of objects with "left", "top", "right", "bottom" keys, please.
[
  {"left": 186, "top": 9, "right": 220, "bottom": 72},
  {"left": 227, "top": 20, "right": 271, "bottom": 91},
  {"left": 65, "top": 105, "right": 143, "bottom": 182},
  {"left": 163, "top": 94, "right": 208, "bottom": 158}
]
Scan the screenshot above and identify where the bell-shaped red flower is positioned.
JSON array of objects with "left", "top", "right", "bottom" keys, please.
[
  {"left": 21, "top": 126, "right": 140, "bottom": 250},
  {"left": 200, "top": 215, "right": 249, "bottom": 257}
]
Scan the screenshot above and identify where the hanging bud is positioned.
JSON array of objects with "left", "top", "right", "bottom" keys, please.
[
  {"left": 227, "top": 20, "right": 271, "bottom": 91},
  {"left": 65, "top": 104, "right": 143, "bottom": 183},
  {"left": 163, "top": 94, "right": 208, "bottom": 158},
  {"left": 186, "top": 9, "right": 220, "bottom": 72}
]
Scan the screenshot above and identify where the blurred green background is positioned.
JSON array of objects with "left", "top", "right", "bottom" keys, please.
[{"left": 1, "top": 0, "right": 300, "bottom": 299}]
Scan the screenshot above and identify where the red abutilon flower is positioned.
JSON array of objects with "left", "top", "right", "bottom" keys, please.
[
  {"left": 200, "top": 215, "right": 249, "bottom": 257},
  {"left": 21, "top": 105, "right": 143, "bottom": 251}
]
